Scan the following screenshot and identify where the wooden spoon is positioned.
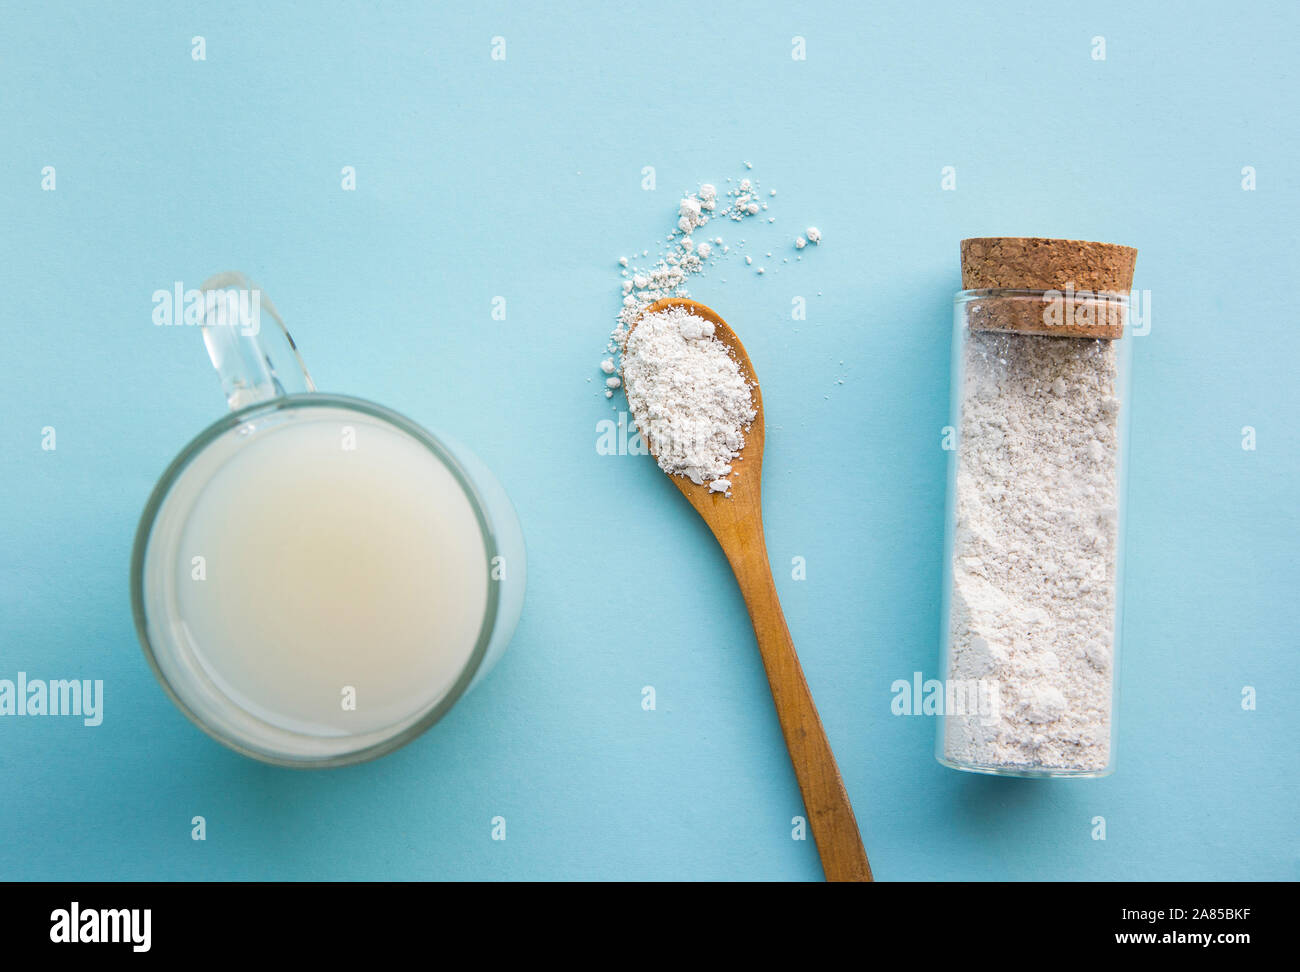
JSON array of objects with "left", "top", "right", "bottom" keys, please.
[{"left": 628, "top": 297, "right": 873, "bottom": 882}]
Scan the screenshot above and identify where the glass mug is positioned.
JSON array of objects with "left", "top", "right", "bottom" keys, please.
[{"left": 131, "top": 273, "right": 525, "bottom": 767}]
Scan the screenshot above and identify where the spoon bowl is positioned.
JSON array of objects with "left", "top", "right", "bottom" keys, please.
[{"left": 627, "top": 298, "right": 765, "bottom": 518}]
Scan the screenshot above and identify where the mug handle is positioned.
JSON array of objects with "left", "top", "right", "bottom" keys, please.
[{"left": 198, "top": 271, "right": 315, "bottom": 410}]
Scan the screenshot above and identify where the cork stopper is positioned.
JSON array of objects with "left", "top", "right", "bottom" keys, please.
[{"left": 959, "top": 237, "right": 1137, "bottom": 339}]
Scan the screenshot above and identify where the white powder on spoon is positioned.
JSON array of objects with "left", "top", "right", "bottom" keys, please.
[
  {"left": 602, "top": 165, "right": 821, "bottom": 487},
  {"left": 621, "top": 305, "right": 755, "bottom": 493}
]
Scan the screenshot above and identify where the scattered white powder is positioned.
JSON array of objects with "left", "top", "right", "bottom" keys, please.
[
  {"left": 621, "top": 305, "right": 755, "bottom": 493},
  {"left": 605, "top": 166, "right": 821, "bottom": 351},
  {"left": 678, "top": 196, "right": 703, "bottom": 233},
  {"left": 944, "top": 332, "right": 1120, "bottom": 773}
]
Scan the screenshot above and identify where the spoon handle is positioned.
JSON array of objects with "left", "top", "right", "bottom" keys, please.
[{"left": 729, "top": 547, "right": 873, "bottom": 882}]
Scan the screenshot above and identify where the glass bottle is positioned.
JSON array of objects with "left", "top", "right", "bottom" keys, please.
[{"left": 937, "top": 238, "right": 1138, "bottom": 778}]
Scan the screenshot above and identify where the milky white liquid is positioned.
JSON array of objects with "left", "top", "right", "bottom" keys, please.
[{"left": 173, "top": 412, "right": 488, "bottom": 737}]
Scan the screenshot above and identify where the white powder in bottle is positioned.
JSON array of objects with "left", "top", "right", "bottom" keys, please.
[
  {"left": 943, "top": 331, "right": 1120, "bottom": 773},
  {"left": 620, "top": 305, "right": 755, "bottom": 493}
]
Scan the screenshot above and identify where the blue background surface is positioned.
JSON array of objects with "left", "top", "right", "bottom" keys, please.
[{"left": 1, "top": 1, "right": 1296, "bottom": 881}]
